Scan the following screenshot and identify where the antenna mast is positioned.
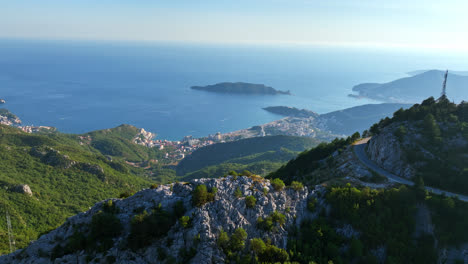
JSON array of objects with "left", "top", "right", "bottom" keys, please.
[
  {"left": 441, "top": 70, "right": 448, "bottom": 97},
  {"left": 6, "top": 211, "right": 16, "bottom": 253}
]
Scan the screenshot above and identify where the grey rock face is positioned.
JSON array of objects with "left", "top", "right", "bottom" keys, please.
[
  {"left": 0, "top": 176, "right": 313, "bottom": 264},
  {"left": 366, "top": 123, "right": 415, "bottom": 179}
]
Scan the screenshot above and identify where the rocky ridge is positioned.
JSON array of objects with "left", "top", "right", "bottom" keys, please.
[{"left": 0, "top": 176, "right": 314, "bottom": 264}]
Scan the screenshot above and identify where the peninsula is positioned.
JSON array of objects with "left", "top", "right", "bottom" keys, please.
[
  {"left": 263, "top": 106, "right": 318, "bottom": 118},
  {"left": 191, "top": 82, "right": 291, "bottom": 95}
]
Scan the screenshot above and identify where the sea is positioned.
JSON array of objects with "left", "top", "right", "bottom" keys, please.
[{"left": 1, "top": 39, "right": 467, "bottom": 140}]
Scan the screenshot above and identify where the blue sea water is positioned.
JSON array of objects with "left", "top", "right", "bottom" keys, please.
[{"left": 0, "top": 39, "right": 467, "bottom": 140}]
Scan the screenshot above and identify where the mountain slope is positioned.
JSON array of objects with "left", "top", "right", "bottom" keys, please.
[
  {"left": 0, "top": 124, "right": 152, "bottom": 254},
  {"left": 366, "top": 96, "right": 468, "bottom": 195},
  {"left": 0, "top": 176, "right": 310, "bottom": 263},
  {"left": 177, "top": 135, "right": 320, "bottom": 177}
]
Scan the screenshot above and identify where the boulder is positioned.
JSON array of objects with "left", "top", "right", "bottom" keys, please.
[{"left": 12, "top": 184, "right": 33, "bottom": 196}]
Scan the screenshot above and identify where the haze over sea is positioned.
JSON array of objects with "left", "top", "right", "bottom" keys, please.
[{"left": 1, "top": 39, "right": 467, "bottom": 140}]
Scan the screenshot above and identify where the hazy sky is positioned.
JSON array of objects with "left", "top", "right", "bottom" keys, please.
[{"left": 1, "top": 0, "right": 467, "bottom": 50}]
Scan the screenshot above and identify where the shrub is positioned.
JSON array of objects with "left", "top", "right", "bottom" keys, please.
[
  {"left": 257, "top": 211, "right": 286, "bottom": 232},
  {"left": 128, "top": 205, "right": 177, "bottom": 249},
  {"left": 250, "top": 238, "right": 266, "bottom": 254},
  {"left": 229, "top": 170, "right": 238, "bottom": 176},
  {"left": 150, "top": 184, "right": 159, "bottom": 189},
  {"left": 192, "top": 185, "right": 208, "bottom": 206},
  {"left": 179, "top": 216, "right": 191, "bottom": 228},
  {"left": 270, "top": 178, "right": 285, "bottom": 191},
  {"left": 119, "top": 190, "right": 135, "bottom": 199},
  {"left": 192, "top": 184, "right": 216, "bottom": 206},
  {"left": 245, "top": 195, "right": 257, "bottom": 208},
  {"left": 103, "top": 200, "right": 119, "bottom": 214},
  {"left": 234, "top": 187, "right": 243, "bottom": 198},
  {"left": 290, "top": 181, "right": 303, "bottom": 191},
  {"left": 90, "top": 211, "right": 123, "bottom": 251},
  {"left": 250, "top": 238, "right": 289, "bottom": 263},
  {"left": 307, "top": 197, "right": 317, "bottom": 211},
  {"left": 270, "top": 211, "right": 286, "bottom": 226},
  {"left": 260, "top": 244, "right": 289, "bottom": 263},
  {"left": 394, "top": 125, "right": 407, "bottom": 141},
  {"left": 217, "top": 230, "right": 230, "bottom": 251},
  {"left": 230, "top": 228, "right": 247, "bottom": 251},
  {"left": 242, "top": 170, "right": 253, "bottom": 176}
]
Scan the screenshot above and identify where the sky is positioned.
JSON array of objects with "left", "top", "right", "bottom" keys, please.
[{"left": 1, "top": 0, "right": 467, "bottom": 51}]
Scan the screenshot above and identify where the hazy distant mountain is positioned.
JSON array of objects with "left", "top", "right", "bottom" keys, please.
[
  {"left": 407, "top": 69, "right": 468, "bottom": 76},
  {"left": 316, "top": 103, "right": 411, "bottom": 135},
  {"left": 351, "top": 70, "right": 468, "bottom": 103}
]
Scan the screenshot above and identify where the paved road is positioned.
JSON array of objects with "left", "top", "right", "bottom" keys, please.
[{"left": 353, "top": 141, "right": 468, "bottom": 202}]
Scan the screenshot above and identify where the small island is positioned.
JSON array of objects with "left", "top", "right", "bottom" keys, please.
[
  {"left": 263, "top": 106, "right": 318, "bottom": 118},
  {"left": 0, "top": 99, "right": 5, "bottom": 104},
  {"left": 191, "top": 82, "right": 291, "bottom": 95}
]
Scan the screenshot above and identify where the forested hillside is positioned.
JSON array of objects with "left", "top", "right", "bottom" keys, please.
[
  {"left": 177, "top": 136, "right": 320, "bottom": 179},
  {"left": 0, "top": 124, "right": 152, "bottom": 254}
]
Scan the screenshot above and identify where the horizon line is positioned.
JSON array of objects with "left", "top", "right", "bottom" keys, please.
[{"left": 1, "top": 36, "right": 468, "bottom": 54}]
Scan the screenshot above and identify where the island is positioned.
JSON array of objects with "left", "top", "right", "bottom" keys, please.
[
  {"left": 0, "top": 99, "right": 5, "bottom": 104},
  {"left": 191, "top": 82, "right": 291, "bottom": 95},
  {"left": 263, "top": 106, "right": 318, "bottom": 118}
]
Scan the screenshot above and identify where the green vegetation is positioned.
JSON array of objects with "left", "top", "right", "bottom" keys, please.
[
  {"left": 250, "top": 238, "right": 290, "bottom": 263},
  {"left": 0, "top": 108, "right": 18, "bottom": 120},
  {"left": 307, "top": 197, "right": 317, "bottom": 211},
  {"left": 234, "top": 187, "right": 243, "bottom": 198},
  {"left": 290, "top": 181, "right": 303, "bottom": 191},
  {"left": 128, "top": 202, "right": 184, "bottom": 249},
  {"left": 0, "top": 124, "right": 151, "bottom": 254},
  {"left": 192, "top": 184, "right": 217, "bottom": 207},
  {"left": 217, "top": 228, "right": 249, "bottom": 261},
  {"left": 268, "top": 133, "right": 361, "bottom": 185},
  {"left": 257, "top": 211, "right": 286, "bottom": 232},
  {"left": 52, "top": 201, "right": 122, "bottom": 260},
  {"left": 426, "top": 194, "right": 468, "bottom": 246},
  {"left": 371, "top": 97, "right": 468, "bottom": 194},
  {"left": 177, "top": 135, "right": 320, "bottom": 178},
  {"left": 288, "top": 185, "right": 440, "bottom": 264},
  {"left": 245, "top": 195, "right": 257, "bottom": 208},
  {"left": 179, "top": 216, "right": 192, "bottom": 228},
  {"left": 270, "top": 178, "right": 285, "bottom": 191}
]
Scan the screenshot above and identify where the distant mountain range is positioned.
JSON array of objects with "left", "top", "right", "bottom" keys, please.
[{"left": 350, "top": 70, "right": 468, "bottom": 103}]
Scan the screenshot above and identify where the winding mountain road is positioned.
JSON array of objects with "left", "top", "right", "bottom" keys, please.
[{"left": 353, "top": 139, "right": 468, "bottom": 202}]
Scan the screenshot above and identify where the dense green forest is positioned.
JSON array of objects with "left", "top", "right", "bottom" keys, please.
[{"left": 0, "top": 124, "right": 152, "bottom": 254}]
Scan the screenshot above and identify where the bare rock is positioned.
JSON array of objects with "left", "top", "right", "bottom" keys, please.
[{"left": 12, "top": 184, "right": 33, "bottom": 196}]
